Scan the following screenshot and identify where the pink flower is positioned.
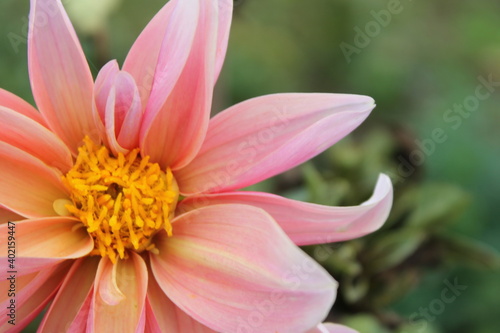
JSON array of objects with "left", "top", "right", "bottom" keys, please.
[{"left": 0, "top": 0, "right": 393, "bottom": 332}]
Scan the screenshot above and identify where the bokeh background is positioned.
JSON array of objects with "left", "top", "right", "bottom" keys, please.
[{"left": 1, "top": 0, "right": 499, "bottom": 332}]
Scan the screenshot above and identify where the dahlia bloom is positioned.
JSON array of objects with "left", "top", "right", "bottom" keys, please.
[{"left": 0, "top": 0, "right": 392, "bottom": 332}]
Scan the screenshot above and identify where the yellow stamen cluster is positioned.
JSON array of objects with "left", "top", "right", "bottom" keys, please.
[{"left": 62, "top": 137, "right": 179, "bottom": 263}]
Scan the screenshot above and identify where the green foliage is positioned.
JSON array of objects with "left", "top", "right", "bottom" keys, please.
[{"left": 299, "top": 129, "right": 500, "bottom": 332}]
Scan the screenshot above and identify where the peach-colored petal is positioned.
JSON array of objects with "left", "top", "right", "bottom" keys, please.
[
  {"left": 0, "top": 263, "right": 70, "bottom": 333},
  {"left": 92, "top": 60, "right": 119, "bottom": 149},
  {"left": 178, "top": 174, "right": 393, "bottom": 245},
  {"left": 0, "top": 106, "right": 73, "bottom": 172},
  {"left": 94, "top": 62, "right": 142, "bottom": 155},
  {"left": 94, "top": 60, "right": 121, "bottom": 122},
  {"left": 115, "top": 75, "right": 142, "bottom": 150},
  {"left": 175, "top": 93, "right": 375, "bottom": 194},
  {"left": 0, "top": 217, "right": 93, "bottom": 279},
  {"left": 146, "top": 270, "right": 216, "bottom": 333},
  {"left": 140, "top": 0, "right": 222, "bottom": 170},
  {"left": 39, "top": 257, "right": 100, "bottom": 333},
  {"left": 124, "top": 0, "right": 231, "bottom": 104},
  {"left": 28, "top": 0, "right": 96, "bottom": 153},
  {"left": 312, "top": 323, "right": 359, "bottom": 333},
  {"left": 0, "top": 142, "right": 68, "bottom": 218},
  {"left": 123, "top": 0, "right": 196, "bottom": 110},
  {"left": 150, "top": 204, "right": 337, "bottom": 332},
  {"left": 214, "top": 0, "right": 233, "bottom": 80},
  {"left": 89, "top": 253, "right": 147, "bottom": 333},
  {"left": 0, "top": 88, "right": 46, "bottom": 126},
  {"left": 105, "top": 73, "right": 142, "bottom": 155},
  {"left": 92, "top": 60, "right": 120, "bottom": 135},
  {"left": 0, "top": 205, "right": 24, "bottom": 225}
]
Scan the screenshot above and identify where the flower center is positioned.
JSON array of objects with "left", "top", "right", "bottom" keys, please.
[{"left": 60, "top": 137, "right": 178, "bottom": 263}]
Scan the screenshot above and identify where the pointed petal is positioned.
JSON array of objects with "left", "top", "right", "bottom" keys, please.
[
  {"left": 0, "top": 141, "right": 68, "bottom": 218},
  {"left": 0, "top": 205, "right": 24, "bottom": 225},
  {"left": 94, "top": 60, "right": 120, "bottom": 123},
  {"left": 0, "top": 217, "right": 93, "bottom": 278},
  {"left": 146, "top": 271, "right": 216, "bottom": 333},
  {"left": 28, "top": 0, "right": 96, "bottom": 153},
  {"left": 0, "top": 263, "right": 71, "bottom": 333},
  {"left": 0, "top": 106, "right": 73, "bottom": 172},
  {"left": 115, "top": 73, "right": 142, "bottom": 149},
  {"left": 94, "top": 62, "right": 142, "bottom": 155},
  {"left": 123, "top": 0, "right": 196, "bottom": 110},
  {"left": 178, "top": 174, "right": 393, "bottom": 245},
  {"left": 105, "top": 72, "right": 142, "bottom": 155},
  {"left": 175, "top": 94, "right": 374, "bottom": 194},
  {"left": 92, "top": 60, "right": 120, "bottom": 148},
  {"left": 140, "top": 0, "right": 222, "bottom": 169},
  {"left": 150, "top": 204, "right": 336, "bottom": 332},
  {"left": 89, "top": 253, "right": 147, "bottom": 333},
  {"left": 0, "top": 88, "right": 46, "bottom": 126},
  {"left": 311, "top": 323, "right": 359, "bottom": 333},
  {"left": 214, "top": 0, "right": 233, "bottom": 80},
  {"left": 39, "top": 257, "right": 100, "bottom": 333}
]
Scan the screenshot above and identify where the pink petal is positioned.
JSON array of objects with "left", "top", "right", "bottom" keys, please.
[
  {"left": 214, "top": 0, "right": 233, "bottom": 80},
  {"left": 39, "top": 257, "right": 100, "bottom": 333},
  {"left": 89, "top": 253, "right": 147, "bottom": 333},
  {"left": 0, "top": 142, "right": 68, "bottom": 218},
  {"left": 94, "top": 60, "right": 121, "bottom": 123},
  {"left": 175, "top": 93, "right": 375, "bottom": 194},
  {"left": 0, "top": 206, "right": 24, "bottom": 225},
  {"left": 140, "top": 0, "right": 222, "bottom": 169},
  {"left": 28, "top": 0, "right": 96, "bottom": 153},
  {"left": 150, "top": 204, "right": 337, "bottom": 332},
  {"left": 178, "top": 174, "right": 393, "bottom": 245},
  {"left": 123, "top": 0, "right": 196, "bottom": 111},
  {"left": 91, "top": 60, "right": 120, "bottom": 149},
  {"left": 0, "top": 217, "right": 93, "bottom": 279},
  {"left": 312, "top": 323, "right": 359, "bottom": 333},
  {"left": 115, "top": 74, "right": 142, "bottom": 149},
  {"left": 103, "top": 88, "right": 126, "bottom": 155},
  {"left": 146, "top": 271, "right": 216, "bottom": 333},
  {"left": 0, "top": 88, "right": 47, "bottom": 126},
  {"left": 94, "top": 62, "right": 142, "bottom": 155},
  {"left": 0, "top": 106, "right": 73, "bottom": 172},
  {"left": 105, "top": 73, "right": 142, "bottom": 155},
  {"left": 0, "top": 263, "right": 70, "bottom": 333}
]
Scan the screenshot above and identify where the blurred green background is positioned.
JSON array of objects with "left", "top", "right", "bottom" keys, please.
[{"left": 1, "top": 0, "right": 499, "bottom": 332}]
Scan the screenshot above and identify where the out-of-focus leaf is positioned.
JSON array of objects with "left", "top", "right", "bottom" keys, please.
[
  {"left": 302, "top": 163, "right": 350, "bottom": 206},
  {"left": 243, "top": 177, "right": 276, "bottom": 193},
  {"left": 328, "top": 137, "right": 363, "bottom": 172},
  {"left": 384, "top": 186, "right": 420, "bottom": 228},
  {"left": 302, "top": 162, "right": 327, "bottom": 202},
  {"left": 437, "top": 233, "right": 500, "bottom": 270},
  {"left": 406, "top": 184, "right": 470, "bottom": 229},
  {"left": 365, "top": 229, "right": 426, "bottom": 272},
  {"left": 280, "top": 187, "right": 309, "bottom": 202},
  {"left": 341, "top": 314, "right": 391, "bottom": 333},
  {"left": 371, "top": 270, "right": 419, "bottom": 308},
  {"left": 304, "top": 244, "right": 362, "bottom": 276},
  {"left": 397, "top": 321, "right": 441, "bottom": 333},
  {"left": 342, "top": 275, "right": 370, "bottom": 303}
]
